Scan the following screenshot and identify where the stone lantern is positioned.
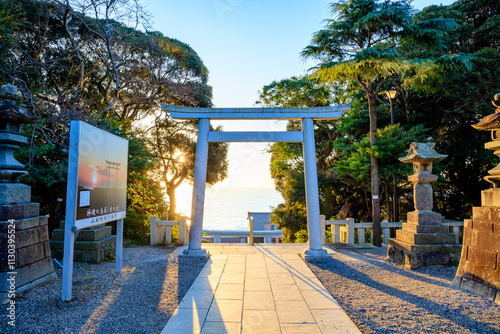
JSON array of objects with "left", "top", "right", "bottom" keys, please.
[
  {"left": 387, "top": 142, "right": 460, "bottom": 269},
  {"left": 399, "top": 142, "right": 447, "bottom": 212},
  {"left": 0, "top": 84, "right": 37, "bottom": 185},
  {"left": 471, "top": 92, "right": 500, "bottom": 187},
  {"left": 452, "top": 93, "right": 500, "bottom": 304},
  {"left": 0, "top": 85, "right": 56, "bottom": 302}
]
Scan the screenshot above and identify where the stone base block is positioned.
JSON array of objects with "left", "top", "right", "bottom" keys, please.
[
  {"left": 0, "top": 203, "right": 40, "bottom": 220},
  {"left": 0, "top": 241, "right": 51, "bottom": 269},
  {"left": 302, "top": 248, "right": 330, "bottom": 261},
  {"left": 0, "top": 183, "right": 31, "bottom": 205},
  {"left": 1, "top": 271, "right": 58, "bottom": 303},
  {"left": 402, "top": 223, "right": 448, "bottom": 234},
  {"left": 51, "top": 225, "right": 112, "bottom": 242},
  {"left": 453, "top": 275, "right": 499, "bottom": 304},
  {"left": 407, "top": 210, "right": 441, "bottom": 225},
  {"left": 0, "top": 225, "right": 49, "bottom": 251},
  {"left": 395, "top": 230, "right": 457, "bottom": 245},
  {"left": 387, "top": 239, "right": 461, "bottom": 269},
  {"left": 481, "top": 188, "right": 500, "bottom": 207},
  {"left": 181, "top": 248, "right": 209, "bottom": 258},
  {"left": 454, "top": 207, "right": 500, "bottom": 296},
  {"left": 50, "top": 235, "right": 116, "bottom": 263},
  {"left": 0, "top": 216, "right": 48, "bottom": 232},
  {"left": 0, "top": 257, "right": 55, "bottom": 292}
]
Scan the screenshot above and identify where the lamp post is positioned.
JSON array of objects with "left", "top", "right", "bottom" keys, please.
[
  {"left": 386, "top": 88, "right": 399, "bottom": 227},
  {"left": 386, "top": 88, "right": 398, "bottom": 126}
]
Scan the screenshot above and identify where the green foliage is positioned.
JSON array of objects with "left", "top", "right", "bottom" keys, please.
[
  {"left": 300, "top": 0, "right": 460, "bottom": 245},
  {"left": 0, "top": 0, "right": 24, "bottom": 42},
  {"left": 335, "top": 123, "right": 427, "bottom": 186},
  {"left": 5, "top": 1, "right": 225, "bottom": 244},
  {"left": 271, "top": 202, "right": 307, "bottom": 243},
  {"left": 147, "top": 117, "right": 228, "bottom": 219},
  {"left": 262, "top": 0, "right": 500, "bottom": 239},
  {"left": 256, "top": 76, "right": 333, "bottom": 108},
  {"left": 294, "top": 229, "right": 309, "bottom": 244}
]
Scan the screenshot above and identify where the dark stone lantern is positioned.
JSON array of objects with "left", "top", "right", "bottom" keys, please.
[
  {"left": 0, "top": 85, "right": 56, "bottom": 301},
  {"left": 0, "top": 84, "right": 37, "bottom": 184}
]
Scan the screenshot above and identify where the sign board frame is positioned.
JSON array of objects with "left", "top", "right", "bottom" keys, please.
[{"left": 62, "top": 121, "right": 129, "bottom": 301}]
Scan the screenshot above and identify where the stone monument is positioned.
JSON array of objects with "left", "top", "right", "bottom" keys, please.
[
  {"left": 452, "top": 93, "right": 500, "bottom": 304},
  {"left": 387, "top": 142, "right": 461, "bottom": 269},
  {"left": 0, "top": 84, "right": 56, "bottom": 301}
]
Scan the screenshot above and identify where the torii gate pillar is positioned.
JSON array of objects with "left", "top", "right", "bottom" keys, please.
[
  {"left": 183, "top": 118, "right": 210, "bottom": 257},
  {"left": 302, "top": 117, "right": 328, "bottom": 258},
  {"left": 162, "top": 104, "right": 350, "bottom": 259}
]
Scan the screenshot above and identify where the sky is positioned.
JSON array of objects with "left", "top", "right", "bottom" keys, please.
[{"left": 146, "top": 0, "right": 456, "bottom": 191}]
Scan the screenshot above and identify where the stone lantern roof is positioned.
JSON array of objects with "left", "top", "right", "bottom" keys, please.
[
  {"left": 0, "top": 84, "right": 37, "bottom": 125},
  {"left": 399, "top": 142, "right": 447, "bottom": 163}
]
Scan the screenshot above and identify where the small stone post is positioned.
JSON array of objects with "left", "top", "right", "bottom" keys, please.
[
  {"left": 178, "top": 216, "right": 189, "bottom": 246},
  {"left": 387, "top": 142, "right": 461, "bottom": 269},
  {"left": 0, "top": 85, "right": 56, "bottom": 301},
  {"left": 452, "top": 93, "right": 500, "bottom": 304},
  {"left": 320, "top": 215, "right": 326, "bottom": 245}
]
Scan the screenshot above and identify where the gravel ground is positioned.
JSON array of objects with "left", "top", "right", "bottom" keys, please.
[
  {"left": 307, "top": 245, "right": 500, "bottom": 334},
  {"left": 0, "top": 246, "right": 207, "bottom": 334}
]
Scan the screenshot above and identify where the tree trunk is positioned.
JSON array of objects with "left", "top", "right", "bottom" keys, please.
[
  {"left": 166, "top": 186, "right": 177, "bottom": 220},
  {"left": 368, "top": 92, "right": 381, "bottom": 246}
]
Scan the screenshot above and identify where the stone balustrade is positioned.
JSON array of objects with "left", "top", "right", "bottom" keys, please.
[
  {"left": 149, "top": 215, "right": 189, "bottom": 246},
  {"left": 320, "top": 215, "right": 463, "bottom": 246},
  {"left": 202, "top": 229, "right": 283, "bottom": 244}
]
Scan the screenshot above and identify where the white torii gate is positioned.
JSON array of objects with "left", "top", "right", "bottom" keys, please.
[{"left": 161, "top": 104, "right": 350, "bottom": 259}]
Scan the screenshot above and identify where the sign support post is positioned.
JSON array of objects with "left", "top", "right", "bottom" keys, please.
[
  {"left": 62, "top": 120, "right": 80, "bottom": 301},
  {"left": 61, "top": 121, "right": 128, "bottom": 300},
  {"left": 116, "top": 218, "right": 123, "bottom": 273}
]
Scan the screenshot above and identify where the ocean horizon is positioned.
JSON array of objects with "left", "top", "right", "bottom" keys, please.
[{"left": 202, "top": 187, "right": 283, "bottom": 231}]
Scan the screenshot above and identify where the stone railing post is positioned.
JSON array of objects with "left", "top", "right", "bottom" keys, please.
[
  {"left": 178, "top": 216, "right": 188, "bottom": 246},
  {"left": 452, "top": 226, "right": 460, "bottom": 244},
  {"left": 320, "top": 215, "right": 326, "bottom": 245},
  {"left": 383, "top": 226, "right": 390, "bottom": 245},
  {"left": 358, "top": 228, "right": 365, "bottom": 244},
  {"left": 165, "top": 225, "right": 172, "bottom": 244},
  {"left": 347, "top": 218, "right": 355, "bottom": 246},
  {"left": 150, "top": 215, "right": 158, "bottom": 246},
  {"left": 332, "top": 223, "right": 340, "bottom": 243},
  {"left": 161, "top": 211, "right": 172, "bottom": 244}
]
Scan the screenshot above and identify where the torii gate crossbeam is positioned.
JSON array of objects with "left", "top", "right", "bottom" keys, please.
[{"left": 161, "top": 104, "right": 350, "bottom": 259}]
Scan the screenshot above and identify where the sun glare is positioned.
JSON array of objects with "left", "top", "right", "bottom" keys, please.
[{"left": 175, "top": 183, "right": 193, "bottom": 217}]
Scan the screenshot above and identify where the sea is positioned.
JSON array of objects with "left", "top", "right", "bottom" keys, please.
[{"left": 202, "top": 187, "right": 283, "bottom": 231}]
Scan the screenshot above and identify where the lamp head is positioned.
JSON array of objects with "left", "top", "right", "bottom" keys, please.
[{"left": 386, "top": 88, "right": 398, "bottom": 100}]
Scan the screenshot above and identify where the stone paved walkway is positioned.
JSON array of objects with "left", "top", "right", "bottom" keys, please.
[{"left": 161, "top": 244, "right": 361, "bottom": 334}]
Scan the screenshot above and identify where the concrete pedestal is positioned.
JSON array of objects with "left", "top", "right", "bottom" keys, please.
[
  {"left": 50, "top": 222, "right": 116, "bottom": 264},
  {"left": 387, "top": 210, "right": 461, "bottom": 269}
]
